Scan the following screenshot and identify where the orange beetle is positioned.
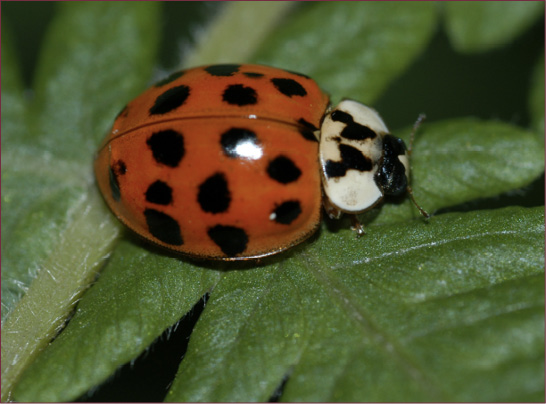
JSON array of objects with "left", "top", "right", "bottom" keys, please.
[{"left": 95, "top": 64, "right": 329, "bottom": 260}]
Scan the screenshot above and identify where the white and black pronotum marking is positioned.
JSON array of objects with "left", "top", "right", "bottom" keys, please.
[{"left": 319, "top": 100, "right": 411, "bottom": 219}]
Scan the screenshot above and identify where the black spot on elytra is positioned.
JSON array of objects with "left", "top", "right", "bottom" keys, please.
[
  {"left": 154, "top": 70, "right": 185, "bottom": 87},
  {"left": 267, "top": 156, "right": 301, "bottom": 184},
  {"left": 220, "top": 128, "right": 260, "bottom": 158},
  {"left": 108, "top": 160, "right": 126, "bottom": 201},
  {"left": 298, "top": 128, "right": 317, "bottom": 142},
  {"left": 149, "top": 85, "right": 190, "bottom": 115},
  {"left": 205, "top": 64, "right": 241, "bottom": 76},
  {"left": 298, "top": 118, "right": 318, "bottom": 131},
  {"left": 146, "top": 130, "right": 185, "bottom": 167},
  {"left": 271, "top": 78, "right": 307, "bottom": 97},
  {"left": 272, "top": 200, "right": 301, "bottom": 225},
  {"left": 145, "top": 180, "right": 173, "bottom": 205},
  {"left": 144, "top": 209, "right": 183, "bottom": 246},
  {"left": 243, "top": 72, "right": 264, "bottom": 78},
  {"left": 208, "top": 225, "right": 249, "bottom": 256},
  {"left": 222, "top": 84, "right": 257, "bottom": 106},
  {"left": 112, "top": 160, "right": 127, "bottom": 175},
  {"left": 331, "top": 110, "right": 377, "bottom": 140},
  {"left": 298, "top": 118, "right": 318, "bottom": 142},
  {"left": 375, "top": 135, "right": 408, "bottom": 196},
  {"left": 198, "top": 173, "right": 231, "bottom": 213},
  {"left": 325, "top": 144, "right": 373, "bottom": 178}
]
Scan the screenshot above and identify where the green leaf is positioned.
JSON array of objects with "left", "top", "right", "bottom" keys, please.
[
  {"left": 31, "top": 2, "right": 160, "bottom": 160},
  {"left": 445, "top": 1, "right": 544, "bottom": 53},
  {"left": 13, "top": 241, "right": 220, "bottom": 402},
  {"left": 183, "top": 1, "right": 295, "bottom": 66},
  {"left": 165, "top": 206, "right": 544, "bottom": 402},
  {"left": 1, "top": 3, "right": 160, "bottom": 401},
  {"left": 1, "top": 22, "right": 32, "bottom": 317},
  {"left": 253, "top": 1, "right": 437, "bottom": 104}
]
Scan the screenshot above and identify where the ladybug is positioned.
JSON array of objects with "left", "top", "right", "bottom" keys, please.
[{"left": 95, "top": 64, "right": 426, "bottom": 261}]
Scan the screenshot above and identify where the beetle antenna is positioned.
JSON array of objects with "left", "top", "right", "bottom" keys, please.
[
  {"left": 408, "top": 113, "right": 426, "bottom": 157},
  {"left": 407, "top": 185, "right": 430, "bottom": 219}
]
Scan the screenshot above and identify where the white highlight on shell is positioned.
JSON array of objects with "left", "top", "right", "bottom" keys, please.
[{"left": 234, "top": 140, "right": 263, "bottom": 160}]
